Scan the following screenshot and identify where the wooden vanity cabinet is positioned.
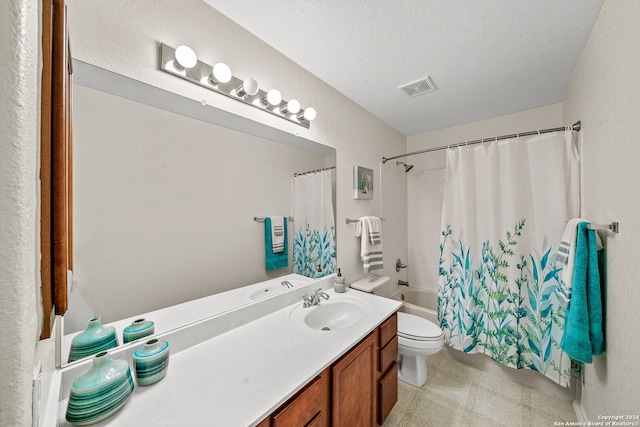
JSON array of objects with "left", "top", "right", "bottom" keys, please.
[
  {"left": 257, "top": 312, "right": 398, "bottom": 427},
  {"left": 377, "top": 313, "right": 399, "bottom": 425}
]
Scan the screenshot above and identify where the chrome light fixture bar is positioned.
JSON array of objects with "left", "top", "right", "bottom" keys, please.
[{"left": 159, "top": 43, "right": 316, "bottom": 129}]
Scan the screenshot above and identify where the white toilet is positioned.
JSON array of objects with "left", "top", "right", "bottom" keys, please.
[
  {"left": 396, "top": 311, "right": 443, "bottom": 386},
  {"left": 349, "top": 274, "right": 444, "bottom": 387}
]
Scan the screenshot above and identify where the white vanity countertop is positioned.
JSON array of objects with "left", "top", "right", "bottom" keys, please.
[{"left": 57, "top": 288, "right": 401, "bottom": 426}]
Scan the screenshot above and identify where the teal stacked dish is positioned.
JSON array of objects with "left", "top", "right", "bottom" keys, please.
[
  {"left": 122, "top": 318, "right": 155, "bottom": 344},
  {"left": 65, "top": 351, "right": 135, "bottom": 425},
  {"left": 68, "top": 317, "right": 119, "bottom": 363},
  {"left": 133, "top": 339, "right": 170, "bottom": 386}
]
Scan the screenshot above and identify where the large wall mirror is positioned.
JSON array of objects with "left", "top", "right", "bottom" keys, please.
[{"left": 61, "top": 61, "right": 336, "bottom": 366}]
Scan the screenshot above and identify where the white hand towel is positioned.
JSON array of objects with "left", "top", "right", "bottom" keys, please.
[
  {"left": 270, "top": 216, "right": 285, "bottom": 253},
  {"left": 356, "top": 217, "right": 383, "bottom": 272},
  {"left": 365, "top": 216, "right": 382, "bottom": 244}
]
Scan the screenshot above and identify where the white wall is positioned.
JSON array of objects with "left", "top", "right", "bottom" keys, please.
[
  {"left": 563, "top": 0, "right": 640, "bottom": 418},
  {"left": 0, "top": 0, "right": 41, "bottom": 424},
  {"left": 72, "top": 85, "right": 329, "bottom": 323},
  {"left": 65, "top": 0, "right": 408, "bottom": 295},
  {"left": 405, "top": 104, "right": 563, "bottom": 291}
]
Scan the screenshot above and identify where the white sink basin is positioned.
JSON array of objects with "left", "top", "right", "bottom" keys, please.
[{"left": 290, "top": 294, "right": 372, "bottom": 331}]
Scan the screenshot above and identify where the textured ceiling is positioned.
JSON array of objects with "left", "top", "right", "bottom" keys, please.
[{"left": 203, "top": 0, "right": 603, "bottom": 136}]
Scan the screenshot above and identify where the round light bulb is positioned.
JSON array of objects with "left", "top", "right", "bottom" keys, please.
[
  {"left": 211, "top": 62, "right": 232, "bottom": 84},
  {"left": 236, "top": 78, "right": 259, "bottom": 97},
  {"left": 263, "top": 89, "right": 282, "bottom": 106},
  {"left": 174, "top": 45, "right": 197, "bottom": 70},
  {"left": 281, "top": 99, "right": 301, "bottom": 114},
  {"left": 300, "top": 107, "right": 317, "bottom": 121}
]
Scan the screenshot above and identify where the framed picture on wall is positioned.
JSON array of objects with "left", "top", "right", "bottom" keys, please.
[{"left": 353, "top": 166, "right": 373, "bottom": 200}]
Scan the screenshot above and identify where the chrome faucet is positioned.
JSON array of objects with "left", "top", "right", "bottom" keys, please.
[
  {"left": 281, "top": 280, "right": 293, "bottom": 289},
  {"left": 303, "top": 288, "right": 330, "bottom": 308}
]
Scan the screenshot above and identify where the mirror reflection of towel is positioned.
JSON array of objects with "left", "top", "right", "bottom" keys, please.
[
  {"left": 270, "top": 216, "right": 284, "bottom": 253},
  {"left": 265, "top": 217, "right": 288, "bottom": 270}
]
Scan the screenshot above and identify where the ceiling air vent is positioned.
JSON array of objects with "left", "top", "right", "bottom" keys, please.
[{"left": 399, "top": 76, "right": 437, "bottom": 98}]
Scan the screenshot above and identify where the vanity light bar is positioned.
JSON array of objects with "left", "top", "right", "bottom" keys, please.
[{"left": 159, "top": 43, "right": 315, "bottom": 129}]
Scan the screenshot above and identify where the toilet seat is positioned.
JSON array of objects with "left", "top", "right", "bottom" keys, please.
[{"left": 397, "top": 312, "right": 443, "bottom": 341}]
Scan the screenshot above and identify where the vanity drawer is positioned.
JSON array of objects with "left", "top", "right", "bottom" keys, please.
[
  {"left": 378, "top": 312, "right": 397, "bottom": 348},
  {"left": 379, "top": 335, "right": 398, "bottom": 373}
]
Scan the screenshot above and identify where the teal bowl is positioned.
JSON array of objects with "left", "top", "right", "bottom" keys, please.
[
  {"left": 65, "top": 351, "right": 134, "bottom": 425},
  {"left": 133, "top": 339, "right": 170, "bottom": 386},
  {"left": 122, "top": 318, "right": 155, "bottom": 344},
  {"left": 68, "top": 317, "right": 119, "bottom": 363}
]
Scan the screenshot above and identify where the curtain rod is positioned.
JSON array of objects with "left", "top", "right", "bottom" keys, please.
[
  {"left": 382, "top": 121, "right": 581, "bottom": 164},
  {"left": 294, "top": 166, "right": 336, "bottom": 177}
]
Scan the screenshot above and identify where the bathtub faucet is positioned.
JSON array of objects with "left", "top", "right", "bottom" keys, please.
[
  {"left": 398, "top": 280, "right": 409, "bottom": 287},
  {"left": 395, "top": 258, "right": 409, "bottom": 272}
]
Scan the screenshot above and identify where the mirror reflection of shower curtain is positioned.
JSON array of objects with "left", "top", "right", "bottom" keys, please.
[
  {"left": 437, "top": 130, "right": 579, "bottom": 387},
  {"left": 293, "top": 170, "right": 336, "bottom": 278}
]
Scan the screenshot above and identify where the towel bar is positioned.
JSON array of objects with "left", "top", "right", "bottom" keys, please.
[
  {"left": 254, "top": 216, "right": 294, "bottom": 222},
  {"left": 345, "top": 217, "right": 386, "bottom": 224},
  {"left": 587, "top": 222, "right": 619, "bottom": 233}
]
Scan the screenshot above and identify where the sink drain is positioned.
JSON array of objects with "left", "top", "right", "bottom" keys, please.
[{"left": 321, "top": 327, "right": 331, "bottom": 331}]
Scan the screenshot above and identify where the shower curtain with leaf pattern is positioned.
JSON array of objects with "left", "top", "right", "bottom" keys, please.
[
  {"left": 437, "top": 131, "right": 579, "bottom": 387},
  {"left": 293, "top": 170, "right": 336, "bottom": 278}
]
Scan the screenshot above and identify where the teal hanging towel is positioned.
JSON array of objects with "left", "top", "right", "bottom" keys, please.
[
  {"left": 560, "top": 222, "right": 604, "bottom": 363},
  {"left": 265, "top": 217, "right": 288, "bottom": 270}
]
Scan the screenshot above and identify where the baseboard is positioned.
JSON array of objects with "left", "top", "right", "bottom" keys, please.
[
  {"left": 574, "top": 400, "right": 588, "bottom": 422},
  {"left": 573, "top": 379, "right": 587, "bottom": 422}
]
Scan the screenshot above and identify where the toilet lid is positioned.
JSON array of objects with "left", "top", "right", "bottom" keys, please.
[{"left": 397, "top": 312, "right": 442, "bottom": 340}]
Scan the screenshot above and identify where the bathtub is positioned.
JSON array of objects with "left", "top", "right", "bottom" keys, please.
[
  {"left": 390, "top": 286, "right": 576, "bottom": 400},
  {"left": 391, "top": 287, "right": 438, "bottom": 325}
]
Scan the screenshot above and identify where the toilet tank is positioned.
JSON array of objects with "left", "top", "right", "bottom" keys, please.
[{"left": 350, "top": 274, "right": 391, "bottom": 295}]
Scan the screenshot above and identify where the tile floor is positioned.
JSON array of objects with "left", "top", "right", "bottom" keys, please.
[{"left": 383, "top": 350, "right": 578, "bottom": 427}]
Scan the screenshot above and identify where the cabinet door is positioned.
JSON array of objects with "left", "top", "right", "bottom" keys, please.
[
  {"left": 332, "top": 332, "right": 376, "bottom": 427},
  {"left": 378, "top": 362, "right": 398, "bottom": 425}
]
